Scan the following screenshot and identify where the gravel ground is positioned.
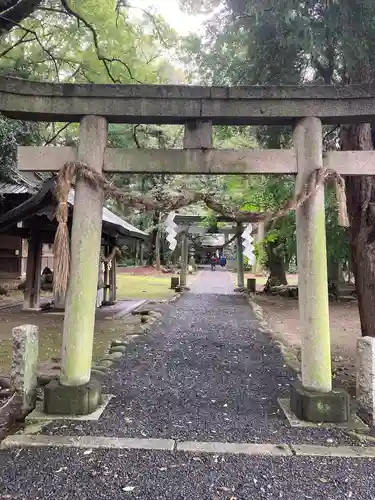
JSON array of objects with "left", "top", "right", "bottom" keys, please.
[
  {"left": 0, "top": 447, "right": 374, "bottom": 499},
  {"left": 0, "top": 271, "right": 373, "bottom": 499},
  {"left": 37, "top": 271, "right": 360, "bottom": 446}
]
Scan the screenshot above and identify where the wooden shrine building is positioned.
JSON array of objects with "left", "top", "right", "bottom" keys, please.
[{"left": 0, "top": 178, "right": 148, "bottom": 310}]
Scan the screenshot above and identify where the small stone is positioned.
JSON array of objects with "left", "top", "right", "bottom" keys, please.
[
  {"left": 122, "top": 486, "right": 136, "bottom": 492},
  {"left": 109, "top": 346, "right": 126, "bottom": 354},
  {"left": 91, "top": 364, "right": 109, "bottom": 372},
  {"left": 96, "top": 359, "right": 114, "bottom": 368},
  {"left": 111, "top": 340, "right": 128, "bottom": 348},
  {"left": 108, "top": 352, "right": 123, "bottom": 360},
  {"left": 91, "top": 369, "right": 107, "bottom": 378}
]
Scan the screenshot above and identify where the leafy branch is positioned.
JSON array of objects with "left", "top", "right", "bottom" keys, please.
[{"left": 60, "top": 0, "right": 142, "bottom": 84}]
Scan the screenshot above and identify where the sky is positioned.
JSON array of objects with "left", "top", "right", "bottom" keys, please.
[{"left": 136, "top": 0, "right": 207, "bottom": 35}]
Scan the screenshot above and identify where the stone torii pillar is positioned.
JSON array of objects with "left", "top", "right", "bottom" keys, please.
[
  {"left": 44, "top": 115, "right": 107, "bottom": 416},
  {"left": 179, "top": 231, "right": 189, "bottom": 289},
  {"left": 235, "top": 223, "right": 245, "bottom": 291},
  {"left": 254, "top": 220, "right": 265, "bottom": 276},
  {"left": 290, "top": 117, "right": 349, "bottom": 423}
]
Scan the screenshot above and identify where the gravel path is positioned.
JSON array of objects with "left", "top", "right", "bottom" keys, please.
[
  {"left": 36, "top": 271, "right": 359, "bottom": 445},
  {"left": 0, "top": 271, "right": 372, "bottom": 499},
  {"left": 1, "top": 447, "right": 374, "bottom": 499}
]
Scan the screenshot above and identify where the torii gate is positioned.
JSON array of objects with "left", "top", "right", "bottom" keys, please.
[
  {"left": 172, "top": 214, "right": 260, "bottom": 290},
  {"left": 4, "top": 76, "right": 375, "bottom": 423}
]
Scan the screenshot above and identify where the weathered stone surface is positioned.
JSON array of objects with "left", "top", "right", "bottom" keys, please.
[
  {"left": 294, "top": 118, "right": 331, "bottom": 393},
  {"left": 37, "top": 374, "right": 58, "bottom": 387},
  {"left": 7, "top": 76, "right": 375, "bottom": 125},
  {"left": 110, "top": 340, "right": 128, "bottom": 348},
  {"left": 43, "top": 379, "right": 101, "bottom": 415},
  {"left": 109, "top": 346, "right": 126, "bottom": 354},
  {"left": 170, "top": 277, "right": 179, "bottom": 289},
  {"left": 290, "top": 380, "right": 350, "bottom": 423},
  {"left": 96, "top": 360, "right": 114, "bottom": 369},
  {"left": 19, "top": 146, "right": 375, "bottom": 177},
  {"left": 60, "top": 115, "right": 107, "bottom": 387},
  {"left": 183, "top": 120, "right": 213, "bottom": 149},
  {"left": 90, "top": 369, "right": 107, "bottom": 379},
  {"left": 247, "top": 278, "right": 256, "bottom": 293},
  {"left": 107, "top": 352, "right": 123, "bottom": 360},
  {"left": 357, "top": 337, "right": 375, "bottom": 424},
  {"left": 11, "top": 325, "right": 39, "bottom": 415},
  {"left": 91, "top": 364, "right": 109, "bottom": 373},
  {"left": 177, "top": 441, "right": 291, "bottom": 456}
]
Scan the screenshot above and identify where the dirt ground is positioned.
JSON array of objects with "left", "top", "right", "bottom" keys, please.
[
  {"left": 0, "top": 269, "right": 192, "bottom": 379},
  {"left": 255, "top": 292, "right": 361, "bottom": 396},
  {"left": 0, "top": 304, "right": 146, "bottom": 378}
]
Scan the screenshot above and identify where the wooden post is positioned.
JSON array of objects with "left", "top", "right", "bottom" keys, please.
[
  {"left": 109, "top": 251, "right": 117, "bottom": 304},
  {"left": 135, "top": 240, "right": 140, "bottom": 266},
  {"left": 236, "top": 224, "right": 245, "bottom": 289},
  {"left": 23, "top": 234, "right": 42, "bottom": 310},
  {"left": 60, "top": 116, "right": 107, "bottom": 387},
  {"left": 294, "top": 117, "right": 331, "bottom": 393},
  {"left": 21, "top": 239, "right": 28, "bottom": 278},
  {"left": 140, "top": 242, "right": 144, "bottom": 266},
  {"left": 180, "top": 232, "right": 188, "bottom": 288},
  {"left": 254, "top": 220, "right": 265, "bottom": 275},
  {"left": 103, "top": 246, "right": 109, "bottom": 304}
]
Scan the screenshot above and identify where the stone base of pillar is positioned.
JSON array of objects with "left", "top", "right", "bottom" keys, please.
[
  {"left": 170, "top": 277, "right": 179, "bottom": 289},
  {"left": 247, "top": 278, "right": 256, "bottom": 293},
  {"left": 43, "top": 378, "right": 101, "bottom": 416},
  {"left": 290, "top": 380, "right": 350, "bottom": 423},
  {"left": 357, "top": 337, "right": 375, "bottom": 425},
  {"left": 234, "top": 286, "right": 246, "bottom": 293}
]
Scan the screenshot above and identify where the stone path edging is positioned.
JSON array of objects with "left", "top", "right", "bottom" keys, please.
[{"left": 3, "top": 434, "right": 375, "bottom": 458}]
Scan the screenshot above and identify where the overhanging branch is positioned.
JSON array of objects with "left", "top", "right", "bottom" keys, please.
[
  {"left": 60, "top": 0, "right": 142, "bottom": 83},
  {"left": 0, "top": 0, "right": 43, "bottom": 35}
]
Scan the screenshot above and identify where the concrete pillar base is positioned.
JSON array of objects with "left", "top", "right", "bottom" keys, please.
[
  {"left": 247, "top": 278, "right": 256, "bottom": 293},
  {"left": 357, "top": 337, "right": 375, "bottom": 425},
  {"left": 170, "top": 277, "right": 179, "bottom": 289},
  {"left": 290, "top": 380, "right": 350, "bottom": 423},
  {"left": 43, "top": 378, "right": 101, "bottom": 416}
]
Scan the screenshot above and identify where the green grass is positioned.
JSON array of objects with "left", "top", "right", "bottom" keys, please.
[
  {"left": 116, "top": 274, "right": 176, "bottom": 300},
  {"left": 0, "top": 273, "right": 181, "bottom": 375}
]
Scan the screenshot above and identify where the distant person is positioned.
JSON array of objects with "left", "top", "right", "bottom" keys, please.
[
  {"left": 210, "top": 254, "right": 216, "bottom": 271},
  {"left": 220, "top": 255, "right": 227, "bottom": 268}
]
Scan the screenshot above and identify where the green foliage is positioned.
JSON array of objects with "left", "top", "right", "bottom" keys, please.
[
  {"left": 0, "top": 116, "right": 42, "bottom": 182},
  {"left": 0, "top": 0, "right": 178, "bottom": 84},
  {"left": 180, "top": 0, "right": 367, "bottom": 270}
]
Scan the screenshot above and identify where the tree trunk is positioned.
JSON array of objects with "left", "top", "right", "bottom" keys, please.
[
  {"left": 341, "top": 123, "right": 375, "bottom": 336},
  {"left": 147, "top": 210, "right": 160, "bottom": 266},
  {"left": 266, "top": 241, "right": 288, "bottom": 287}
]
